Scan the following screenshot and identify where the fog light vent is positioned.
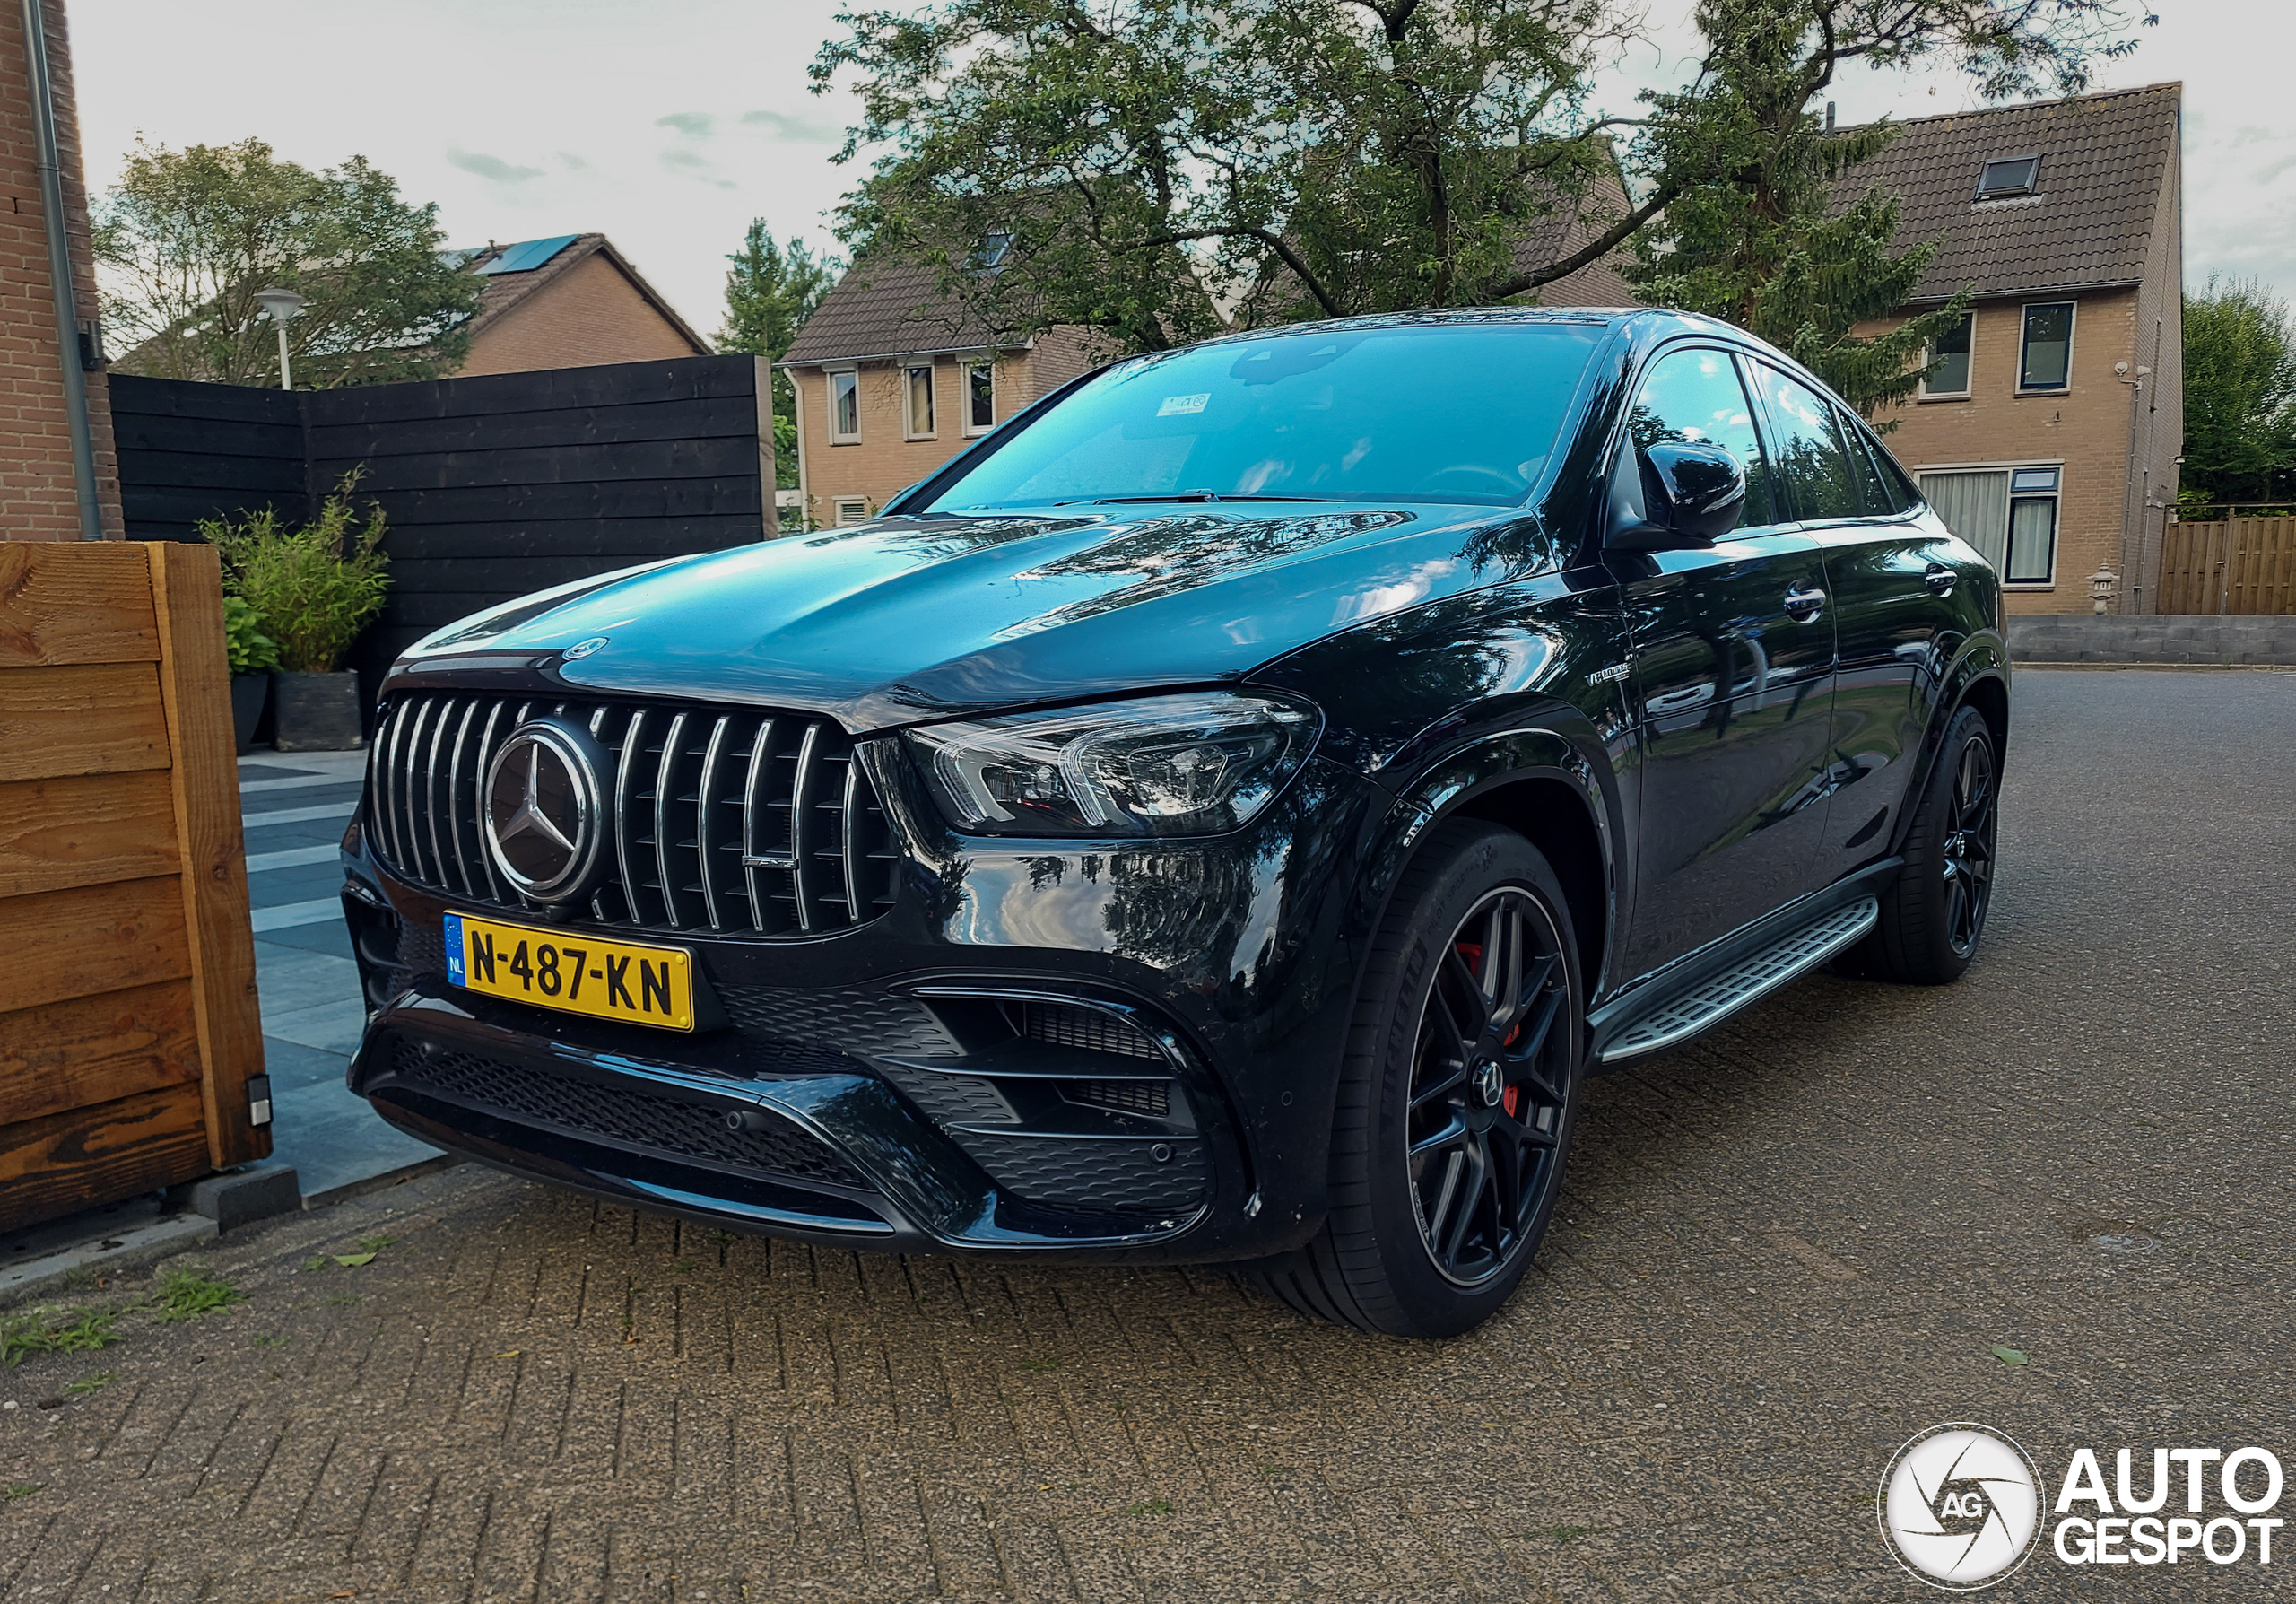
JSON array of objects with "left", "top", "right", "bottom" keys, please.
[
  {"left": 1062, "top": 1078, "right": 1170, "bottom": 1117},
  {"left": 1019, "top": 1000, "right": 1162, "bottom": 1061}
]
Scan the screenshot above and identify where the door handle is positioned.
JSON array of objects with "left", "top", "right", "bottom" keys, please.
[
  {"left": 1924, "top": 562, "right": 1957, "bottom": 597},
  {"left": 1782, "top": 583, "right": 1826, "bottom": 622}
]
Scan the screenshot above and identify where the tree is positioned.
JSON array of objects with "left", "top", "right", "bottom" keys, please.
[
  {"left": 1628, "top": 0, "right": 2150, "bottom": 415},
  {"left": 2180, "top": 276, "right": 2296, "bottom": 513},
  {"left": 811, "top": 0, "right": 1657, "bottom": 355},
  {"left": 94, "top": 139, "right": 480, "bottom": 388},
  {"left": 716, "top": 222, "right": 841, "bottom": 489}
]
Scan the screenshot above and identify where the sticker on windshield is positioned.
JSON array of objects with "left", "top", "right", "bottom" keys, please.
[{"left": 1157, "top": 393, "right": 1210, "bottom": 416}]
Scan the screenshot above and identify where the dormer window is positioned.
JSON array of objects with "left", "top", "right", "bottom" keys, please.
[
  {"left": 974, "top": 231, "right": 1012, "bottom": 269},
  {"left": 1975, "top": 156, "right": 2040, "bottom": 199}
]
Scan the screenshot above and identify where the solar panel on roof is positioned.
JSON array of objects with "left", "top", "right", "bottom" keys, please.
[{"left": 477, "top": 234, "right": 580, "bottom": 275}]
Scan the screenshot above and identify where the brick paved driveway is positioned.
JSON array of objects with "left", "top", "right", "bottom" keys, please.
[{"left": 5, "top": 669, "right": 2293, "bottom": 1603}]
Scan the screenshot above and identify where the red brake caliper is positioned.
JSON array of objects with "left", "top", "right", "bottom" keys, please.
[{"left": 1457, "top": 941, "right": 1522, "bottom": 1116}]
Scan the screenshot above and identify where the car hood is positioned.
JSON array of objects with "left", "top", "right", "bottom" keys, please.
[{"left": 393, "top": 501, "right": 1551, "bottom": 730}]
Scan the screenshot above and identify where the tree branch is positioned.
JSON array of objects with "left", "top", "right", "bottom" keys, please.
[
  {"left": 1126, "top": 226, "right": 1344, "bottom": 319},
  {"left": 1485, "top": 186, "right": 1674, "bottom": 301}
]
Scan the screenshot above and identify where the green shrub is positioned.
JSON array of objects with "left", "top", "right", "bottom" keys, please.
[
  {"left": 223, "top": 596, "right": 281, "bottom": 676},
  {"left": 201, "top": 470, "right": 390, "bottom": 674}
]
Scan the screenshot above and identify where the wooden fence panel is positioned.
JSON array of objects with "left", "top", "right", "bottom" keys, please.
[
  {"left": 0, "top": 542, "right": 268, "bottom": 1230},
  {"left": 2158, "top": 519, "right": 2296, "bottom": 615}
]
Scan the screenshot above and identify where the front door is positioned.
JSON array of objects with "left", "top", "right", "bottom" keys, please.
[{"left": 1607, "top": 345, "right": 1839, "bottom": 978}]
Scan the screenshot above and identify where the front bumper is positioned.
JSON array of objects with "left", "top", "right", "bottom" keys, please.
[{"left": 344, "top": 754, "right": 1385, "bottom": 1263}]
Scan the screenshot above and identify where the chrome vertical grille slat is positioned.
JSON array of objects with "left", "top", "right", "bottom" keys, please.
[
  {"left": 695, "top": 715, "right": 732, "bottom": 932},
  {"left": 473, "top": 701, "right": 506, "bottom": 902},
  {"left": 445, "top": 700, "right": 480, "bottom": 896},
  {"left": 614, "top": 709, "right": 650, "bottom": 926},
  {"left": 422, "top": 697, "right": 454, "bottom": 892},
  {"left": 740, "top": 719, "right": 777, "bottom": 934},
  {"left": 654, "top": 711, "right": 688, "bottom": 929},
  {"left": 785, "top": 722, "right": 819, "bottom": 934},
  {"left": 370, "top": 692, "right": 895, "bottom": 942}
]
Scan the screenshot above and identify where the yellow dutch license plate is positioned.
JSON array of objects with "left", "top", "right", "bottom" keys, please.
[{"left": 443, "top": 911, "right": 695, "bottom": 1032}]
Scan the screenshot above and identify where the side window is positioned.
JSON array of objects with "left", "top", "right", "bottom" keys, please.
[
  {"left": 1752, "top": 365, "right": 1862, "bottom": 521},
  {"left": 1612, "top": 345, "right": 1776, "bottom": 530}
]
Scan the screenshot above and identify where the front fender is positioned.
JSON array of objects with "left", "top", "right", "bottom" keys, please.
[{"left": 1346, "top": 719, "right": 1629, "bottom": 1000}]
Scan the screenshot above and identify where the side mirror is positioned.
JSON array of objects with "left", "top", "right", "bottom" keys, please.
[{"left": 1609, "top": 441, "right": 1747, "bottom": 551}]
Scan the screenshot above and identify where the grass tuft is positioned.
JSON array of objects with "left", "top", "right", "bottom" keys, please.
[
  {"left": 1, "top": 1307, "right": 120, "bottom": 1367},
  {"left": 152, "top": 1268, "right": 244, "bottom": 1323}
]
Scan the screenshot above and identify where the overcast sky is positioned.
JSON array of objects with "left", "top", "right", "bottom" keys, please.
[{"left": 71, "top": 0, "right": 2292, "bottom": 341}]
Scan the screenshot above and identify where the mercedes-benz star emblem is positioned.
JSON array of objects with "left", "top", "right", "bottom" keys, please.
[
  {"left": 483, "top": 720, "right": 604, "bottom": 901},
  {"left": 562, "top": 636, "right": 609, "bottom": 661}
]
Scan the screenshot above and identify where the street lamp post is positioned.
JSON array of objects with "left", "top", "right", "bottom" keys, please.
[{"left": 253, "top": 288, "right": 307, "bottom": 389}]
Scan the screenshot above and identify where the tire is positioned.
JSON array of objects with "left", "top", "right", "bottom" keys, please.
[
  {"left": 1839, "top": 703, "right": 1999, "bottom": 985},
  {"left": 1247, "top": 820, "right": 1583, "bottom": 1338}
]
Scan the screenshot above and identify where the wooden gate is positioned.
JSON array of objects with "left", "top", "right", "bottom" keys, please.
[
  {"left": 2157, "top": 518, "right": 2296, "bottom": 614},
  {"left": 0, "top": 540, "right": 270, "bottom": 1232}
]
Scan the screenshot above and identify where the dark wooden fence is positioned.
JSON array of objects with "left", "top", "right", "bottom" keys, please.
[{"left": 110, "top": 355, "right": 776, "bottom": 712}]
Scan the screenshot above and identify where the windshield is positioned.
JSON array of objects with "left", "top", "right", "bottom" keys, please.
[{"left": 917, "top": 321, "right": 1608, "bottom": 511}]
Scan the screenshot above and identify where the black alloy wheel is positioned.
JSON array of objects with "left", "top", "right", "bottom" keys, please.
[
  {"left": 1407, "top": 888, "right": 1571, "bottom": 1286},
  {"left": 1938, "top": 732, "right": 1996, "bottom": 957},
  {"left": 1839, "top": 702, "right": 2001, "bottom": 986},
  {"left": 1246, "top": 820, "right": 1583, "bottom": 1338}
]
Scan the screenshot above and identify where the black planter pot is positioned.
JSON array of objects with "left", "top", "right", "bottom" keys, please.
[
  {"left": 230, "top": 673, "right": 270, "bottom": 754},
  {"left": 272, "top": 670, "right": 364, "bottom": 752}
]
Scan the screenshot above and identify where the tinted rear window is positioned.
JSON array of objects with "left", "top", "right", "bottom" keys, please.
[{"left": 919, "top": 323, "right": 1607, "bottom": 511}]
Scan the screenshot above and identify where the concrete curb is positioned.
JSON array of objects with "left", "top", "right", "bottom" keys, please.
[{"left": 0, "top": 1215, "right": 217, "bottom": 1312}]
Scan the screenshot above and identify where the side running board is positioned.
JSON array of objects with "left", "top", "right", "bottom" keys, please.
[{"left": 1599, "top": 895, "right": 1879, "bottom": 1064}]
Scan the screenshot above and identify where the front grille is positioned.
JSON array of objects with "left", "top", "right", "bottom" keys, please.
[
  {"left": 389, "top": 1040, "right": 864, "bottom": 1187},
  {"left": 959, "top": 1132, "right": 1207, "bottom": 1214},
  {"left": 368, "top": 692, "right": 900, "bottom": 938}
]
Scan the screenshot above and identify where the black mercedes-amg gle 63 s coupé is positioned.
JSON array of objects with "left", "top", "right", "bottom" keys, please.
[{"left": 344, "top": 308, "right": 2006, "bottom": 1337}]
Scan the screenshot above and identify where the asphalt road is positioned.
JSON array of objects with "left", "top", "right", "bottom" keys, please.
[{"left": 4, "top": 667, "right": 2292, "bottom": 1603}]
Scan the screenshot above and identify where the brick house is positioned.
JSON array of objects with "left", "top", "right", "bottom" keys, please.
[
  {"left": 451, "top": 233, "right": 709, "bottom": 376},
  {"left": 1840, "top": 83, "right": 2184, "bottom": 614},
  {"left": 2, "top": 0, "right": 122, "bottom": 539},
  {"left": 777, "top": 256, "right": 1114, "bottom": 528}
]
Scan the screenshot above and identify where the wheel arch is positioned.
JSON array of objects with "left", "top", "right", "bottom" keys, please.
[
  {"left": 1889, "top": 641, "right": 2011, "bottom": 860},
  {"left": 1352, "top": 728, "right": 1622, "bottom": 1001}
]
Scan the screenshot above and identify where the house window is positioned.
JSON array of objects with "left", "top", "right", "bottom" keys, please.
[
  {"left": 1921, "top": 313, "right": 1973, "bottom": 398},
  {"left": 2019, "top": 302, "right": 2074, "bottom": 392},
  {"left": 964, "top": 362, "right": 995, "bottom": 434},
  {"left": 1918, "top": 465, "right": 2061, "bottom": 586},
  {"left": 975, "top": 231, "right": 1012, "bottom": 269},
  {"left": 1976, "top": 156, "right": 2040, "bottom": 199},
  {"left": 904, "top": 365, "right": 935, "bottom": 439},
  {"left": 830, "top": 370, "right": 860, "bottom": 442},
  {"left": 832, "top": 496, "right": 871, "bottom": 527}
]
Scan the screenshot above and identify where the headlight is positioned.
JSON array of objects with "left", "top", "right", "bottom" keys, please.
[{"left": 902, "top": 691, "right": 1321, "bottom": 838}]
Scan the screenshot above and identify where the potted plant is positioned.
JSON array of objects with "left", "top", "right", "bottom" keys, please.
[
  {"left": 224, "top": 596, "right": 281, "bottom": 752},
  {"left": 200, "top": 471, "right": 391, "bottom": 752}
]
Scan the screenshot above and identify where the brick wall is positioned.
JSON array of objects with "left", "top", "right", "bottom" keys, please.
[
  {"left": 0, "top": 0, "right": 121, "bottom": 539},
  {"left": 1868, "top": 287, "right": 2144, "bottom": 616},
  {"left": 460, "top": 251, "right": 705, "bottom": 378}
]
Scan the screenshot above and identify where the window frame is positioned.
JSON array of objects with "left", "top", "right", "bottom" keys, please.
[
  {"left": 1914, "top": 459, "right": 2064, "bottom": 588},
  {"left": 1975, "top": 155, "right": 2042, "bottom": 200},
  {"left": 962, "top": 361, "right": 996, "bottom": 436},
  {"left": 828, "top": 368, "right": 861, "bottom": 444},
  {"left": 1918, "top": 311, "right": 1975, "bottom": 400},
  {"left": 2017, "top": 301, "right": 2076, "bottom": 395},
  {"left": 903, "top": 364, "right": 937, "bottom": 440}
]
